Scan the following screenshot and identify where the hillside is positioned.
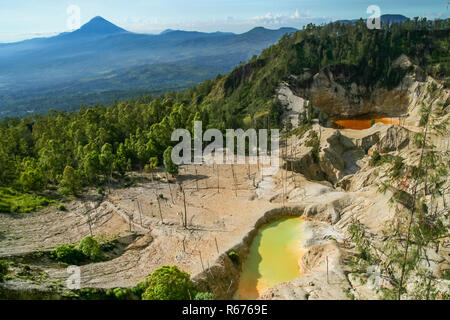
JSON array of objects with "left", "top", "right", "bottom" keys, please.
[{"left": 0, "top": 17, "right": 449, "bottom": 301}]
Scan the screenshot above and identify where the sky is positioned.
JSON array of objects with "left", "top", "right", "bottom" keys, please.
[{"left": 0, "top": 0, "right": 448, "bottom": 42}]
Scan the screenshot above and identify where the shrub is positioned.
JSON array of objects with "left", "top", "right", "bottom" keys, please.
[
  {"left": 0, "top": 260, "right": 8, "bottom": 282},
  {"left": 132, "top": 281, "right": 148, "bottom": 299},
  {"left": 142, "top": 266, "right": 196, "bottom": 300},
  {"left": 0, "top": 187, "right": 54, "bottom": 213},
  {"left": 58, "top": 165, "right": 82, "bottom": 196},
  {"left": 58, "top": 204, "right": 67, "bottom": 211},
  {"left": 76, "top": 288, "right": 108, "bottom": 300},
  {"left": 109, "top": 288, "right": 135, "bottom": 300},
  {"left": 163, "top": 147, "right": 179, "bottom": 177},
  {"left": 389, "top": 156, "right": 404, "bottom": 178},
  {"left": 194, "top": 292, "right": 214, "bottom": 300},
  {"left": 228, "top": 251, "right": 240, "bottom": 265},
  {"left": 369, "top": 151, "right": 392, "bottom": 167},
  {"left": 306, "top": 130, "right": 320, "bottom": 163},
  {"left": 100, "top": 239, "right": 118, "bottom": 252},
  {"left": 442, "top": 269, "right": 450, "bottom": 280},
  {"left": 79, "top": 236, "right": 101, "bottom": 261},
  {"left": 53, "top": 244, "right": 85, "bottom": 265}
]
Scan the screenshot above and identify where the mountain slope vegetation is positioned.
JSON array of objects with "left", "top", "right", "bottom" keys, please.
[
  {"left": 0, "top": 17, "right": 296, "bottom": 117},
  {"left": 0, "top": 18, "right": 448, "bottom": 207}
]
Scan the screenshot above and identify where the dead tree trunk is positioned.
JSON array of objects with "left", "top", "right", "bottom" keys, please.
[
  {"left": 199, "top": 251, "right": 205, "bottom": 271},
  {"left": 87, "top": 213, "right": 93, "bottom": 237},
  {"left": 326, "top": 256, "right": 329, "bottom": 284},
  {"left": 215, "top": 237, "right": 219, "bottom": 254},
  {"left": 231, "top": 164, "right": 237, "bottom": 197},
  {"left": 181, "top": 185, "right": 188, "bottom": 229},
  {"left": 155, "top": 192, "right": 163, "bottom": 224},
  {"left": 195, "top": 165, "right": 199, "bottom": 191},
  {"left": 217, "top": 165, "right": 220, "bottom": 193},
  {"left": 136, "top": 199, "right": 143, "bottom": 227},
  {"left": 165, "top": 171, "right": 174, "bottom": 204}
]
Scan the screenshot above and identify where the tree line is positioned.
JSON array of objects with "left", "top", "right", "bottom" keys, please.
[{"left": 0, "top": 18, "right": 448, "bottom": 199}]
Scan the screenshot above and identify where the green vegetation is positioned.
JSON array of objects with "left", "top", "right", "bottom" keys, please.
[
  {"left": 442, "top": 269, "right": 450, "bottom": 281},
  {"left": 106, "top": 288, "right": 138, "bottom": 300},
  {"left": 63, "top": 267, "right": 201, "bottom": 301},
  {"left": 58, "top": 166, "right": 82, "bottom": 197},
  {"left": 0, "top": 261, "right": 51, "bottom": 284},
  {"left": 349, "top": 84, "right": 449, "bottom": 300},
  {"left": 289, "top": 123, "right": 311, "bottom": 139},
  {"left": 306, "top": 130, "right": 321, "bottom": 163},
  {"left": 228, "top": 250, "right": 240, "bottom": 265},
  {"left": 0, "top": 260, "right": 8, "bottom": 282},
  {"left": 369, "top": 151, "right": 392, "bottom": 167},
  {"left": 79, "top": 236, "right": 101, "bottom": 261},
  {"left": 144, "top": 157, "right": 159, "bottom": 180},
  {"left": 52, "top": 244, "right": 86, "bottom": 265},
  {"left": 51, "top": 236, "right": 103, "bottom": 265},
  {"left": 194, "top": 292, "right": 214, "bottom": 300},
  {"left": 0, "top": 187, "right": 54, "bottom": 213},
  {"left": 142, "top": 266, "right": 196, "bottom": 300},
  {"left": 163, "top": 146, "right": 179, "bottom": 177},
  {"left": 0, "top": 18, "right": 448, "bottom": 202}
]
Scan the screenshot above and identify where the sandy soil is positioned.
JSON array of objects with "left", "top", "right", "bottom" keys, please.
[{"left": 0, "top": 162, "right": 294, "bottom": 288}]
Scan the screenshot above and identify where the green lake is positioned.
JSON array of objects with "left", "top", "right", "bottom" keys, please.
[{"left": 234, "top": 217, "right": 306, "bottom": 300}]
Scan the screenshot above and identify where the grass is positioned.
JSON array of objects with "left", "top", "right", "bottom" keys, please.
[
  {"left": 289, "top": 123, "right": 312, "bottom": 139},
  {"left": 0, "top": 187, "right": 55, "bottom": 213},
  {"left": 369, "top": 151, "right": 393, "bottom": 167}
]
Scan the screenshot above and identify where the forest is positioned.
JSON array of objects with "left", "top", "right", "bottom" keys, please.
[{"left": 0, "top": 17, "right": 448, "bottom": 212}]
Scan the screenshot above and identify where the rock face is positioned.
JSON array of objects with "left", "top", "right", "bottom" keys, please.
[
  {"left": 293, "top": 65, "right": 410, "bottom": 117},
  {"left": 278, "top": 82, "right": 307, "bottom": 129},
  {"left": 288, "top": 128, "right": 377, "bottom": 184},
  {"left": 286, "top": 147, "right": 326, "bottom": 182},
  {"left": 318, "top": 131, "right": 366, "bottom": 183},
  {"left": 371, "top": 125, "right": 410, "bottom": 153},
  {"left": 277, "top": 55, "right": 427, "bottom": 119}
]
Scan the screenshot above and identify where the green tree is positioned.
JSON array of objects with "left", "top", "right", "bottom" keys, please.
[
  {"left": 17, "top": 157, "right": 45, "bottom": 192},
  {"left": 0, "top": 260, "right": 8, "bottom": 282},
  {"left": 113, "top": 143, "right": 129, "bottom": 176},
  {"left": 144, "top": 157, "right": 159, "bottom": 181},
  {"left": 142, "top": 266, "right": 196, "bottom": 300},
  {"left": 163, "top": 147, "right": 179, "bottom": 177},
  {"left": 81, "top": 149, "right": 100, "bottom": 184},
  {"left": 100, "top": 143, "right": 114, "bottom": 191},
  {"left": 59, "top": 165, "right": 82, "bottom": 196},
  {"left": 79, "top": 236, "right": 101, "bottom": 261},
  {"left": 52, "top": 244, "right": 84, "bottom": 265},
  {"left": 348, "top": 85, "right": 449, "bottom": 300}
]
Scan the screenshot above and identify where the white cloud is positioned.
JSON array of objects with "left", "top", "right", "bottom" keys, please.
[
  {"left": 250, "top": 9, "right": 329, "bottom": 28},
  {"left": 121, "top": 9, "right": 332, "bottom": 34}
]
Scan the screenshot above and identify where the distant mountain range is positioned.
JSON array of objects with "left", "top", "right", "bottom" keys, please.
[
  {"left": 0, "top": 16, "right": 296, "bottom": 117},
  {"left": 335, "top": 14, "right": 408, "bottom": 24}
]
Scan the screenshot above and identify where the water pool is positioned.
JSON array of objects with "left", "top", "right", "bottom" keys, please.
[{"left": 234, "top": 217, "right": 305, "bottom": 299}]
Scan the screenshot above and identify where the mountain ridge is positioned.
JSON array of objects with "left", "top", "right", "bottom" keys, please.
[{"left": 0, "top": 16, "right": 297, "bottom": 117}]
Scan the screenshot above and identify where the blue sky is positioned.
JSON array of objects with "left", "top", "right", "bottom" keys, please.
[{"left": 0, "top": 0, "right": 448, "bottom": 42}]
